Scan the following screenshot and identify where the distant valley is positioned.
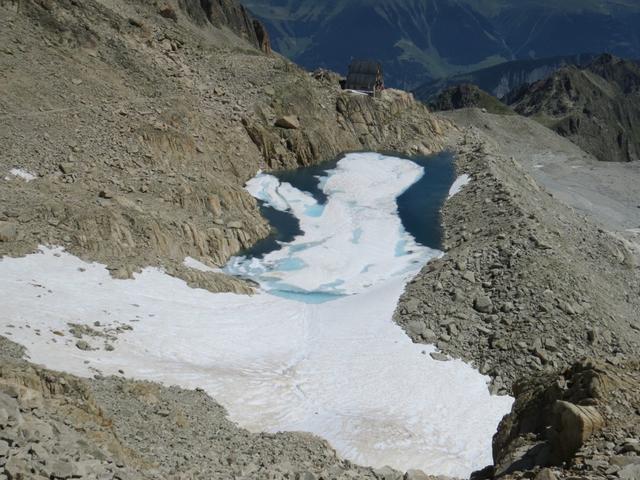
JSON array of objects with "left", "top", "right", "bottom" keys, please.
[{"left": 245, "top": 0, "right": 640, "bottom": 89}]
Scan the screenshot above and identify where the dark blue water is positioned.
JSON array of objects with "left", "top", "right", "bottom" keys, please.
[
  {"left": 395, "top": 151, "right": 455, "bottom": 250},
  {"left": 240, "top": 205, "right": 303, "bottom": 259},
  {"left": 237, "top": 151, "right": 455, "bottom": 259}
]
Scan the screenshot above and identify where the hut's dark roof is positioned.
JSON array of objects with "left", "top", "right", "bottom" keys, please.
[
  {"left": 348, "top": 60, "right": 383, "bottom": 76},
  {"left": 345, "top": 60, "right": 383, "bottom": 90}
]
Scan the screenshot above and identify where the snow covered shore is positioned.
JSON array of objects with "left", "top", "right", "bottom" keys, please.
[{"left": 0, "top": 153, "right": 512, "bottom": 477}]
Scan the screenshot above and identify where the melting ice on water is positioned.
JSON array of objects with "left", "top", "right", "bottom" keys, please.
[{"left": 0, "top": 153, "right": 513, "bottom": 477}]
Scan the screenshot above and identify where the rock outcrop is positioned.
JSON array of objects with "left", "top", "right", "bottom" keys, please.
[
  {"left": 179, "top": 0, "right": 271, "bottom": 53},
  {"left": 429, "top": 84, "right": 513, "bottom": 115},
  {"left": 492, "top": 360, "right": 609, "bottom": 476},
  {"left": 508, "top": 54, "right": 640, "bottom": 163},
  {"left": 244, "top": 87, "right": 444, "bottom": 169},
  {"left": 486, "top": 356, "right": 640, "bottom": 480}
]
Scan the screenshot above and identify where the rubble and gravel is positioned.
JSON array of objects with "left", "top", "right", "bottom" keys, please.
[
  {"left": 396, "top": 124, "right": 640, "bottom": 394},
  {"left": 395, "top": 112, "right": 640, "bottom": 478}
]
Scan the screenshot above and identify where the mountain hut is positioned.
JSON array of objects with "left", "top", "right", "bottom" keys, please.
[{"left": 344, "top": 60, "right": 384, "bottom": 95}]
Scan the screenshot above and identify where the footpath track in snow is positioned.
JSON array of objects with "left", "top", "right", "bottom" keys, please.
[{"left": 0, "top": 153, "right": 512, "bottom": 477}]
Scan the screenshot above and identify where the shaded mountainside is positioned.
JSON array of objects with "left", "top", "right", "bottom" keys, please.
[
  {"left": 244, "top": 0, "right": 640, "bottom": 89},
  {"left": 245, "top": 0, "right": 509, "bottom": 89},
  {"left": 508, "top": 55, "right": 640, "bottom": 163},
  {"left": 429, "top": 84, "right": 513, "bottom": 115},
  {"left": 414, "top": 54, "right": 598, "bottom": 102}
]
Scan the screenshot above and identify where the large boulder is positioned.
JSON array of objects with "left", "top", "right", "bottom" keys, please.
[
  {"left": 549, "top": 400, "right": 604, "bottom": 464},
  {"left": 0, "top": 222, "right": 18, "bottom": 242},
  {"left": 492, "top": 359, "right": 610, "bottom": 476}
]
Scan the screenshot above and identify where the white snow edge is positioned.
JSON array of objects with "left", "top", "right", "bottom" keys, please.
[{"left": 448, "top": 174, "right": 471, "bottom": 198}]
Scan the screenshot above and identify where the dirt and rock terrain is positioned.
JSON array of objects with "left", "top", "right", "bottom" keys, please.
[
  {"left": 0, "top": 336, "right": 405, "bottom": 480},
  {"left": 1, "top": 0, "right": 639, "bottom": 480},
  {"left": 0, "top": 0, "right": 444, "bottom": 293}
]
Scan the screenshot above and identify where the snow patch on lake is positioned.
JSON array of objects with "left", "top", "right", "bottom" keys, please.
[
  {"left": 231, "top": 153, "right": 435, "bottom": 296},
  {"left": 0, "top": 153, "right": 512, "bottom": 477}
]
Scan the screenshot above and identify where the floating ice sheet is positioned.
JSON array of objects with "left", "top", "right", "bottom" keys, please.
[
  {"left": 229, "top": 153, "right": 436, "bottom": 296},
  {"left": 0, "top": 153, "right": 511, "bottom": 477}
]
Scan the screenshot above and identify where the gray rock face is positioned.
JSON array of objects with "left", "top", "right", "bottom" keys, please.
[
  {"left": 509, "top": 55, "right": 640, "bottom": 163},
  {"left": 179, "top": 0, "right": 272, "bottom": 53}
]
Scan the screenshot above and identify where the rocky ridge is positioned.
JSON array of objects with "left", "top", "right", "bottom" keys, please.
[
  {"left": 428, "top": 84, "right": 513, "bottom": 115},
  {"left": 413, "top": 54, "right": 598, "bottom": 102},
  {"left": 396, "top": 126, "right": 640, "bottom": 393},
  {"left": 395, "top": 115, "right": 640, "bottom": 478}
]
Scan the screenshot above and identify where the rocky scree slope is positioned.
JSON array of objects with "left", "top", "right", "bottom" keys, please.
[
  {"left": 395, "top": 121, "right": 640, "bottom": 478},
  {"left": 0, "top": 0, "right": 445, "bottom": 293},
  {"left": 0, "top": 336, "right": 420, "bottom": 480},
  {"left": 507, "top": 54, "right": 640, "bottom": 163},
  {"left": 396, "top": 129, "right": 639, "bottom": 393}
]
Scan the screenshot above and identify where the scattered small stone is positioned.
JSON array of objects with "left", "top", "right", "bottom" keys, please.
[
  {"left": 98, "top": 189, "right": 114, "bottom": 199},
  {"left": 429, "top": 352, "right": 449, "bottom": 362},
  {"left": 473, "top": 295, "right": 493, "bottom": 313},
  {"left": 275, "top": 115, "right": 300, "bottom": 129},
  {"left": 58, "top": 162, "right": 75, "bottom": 175}
]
